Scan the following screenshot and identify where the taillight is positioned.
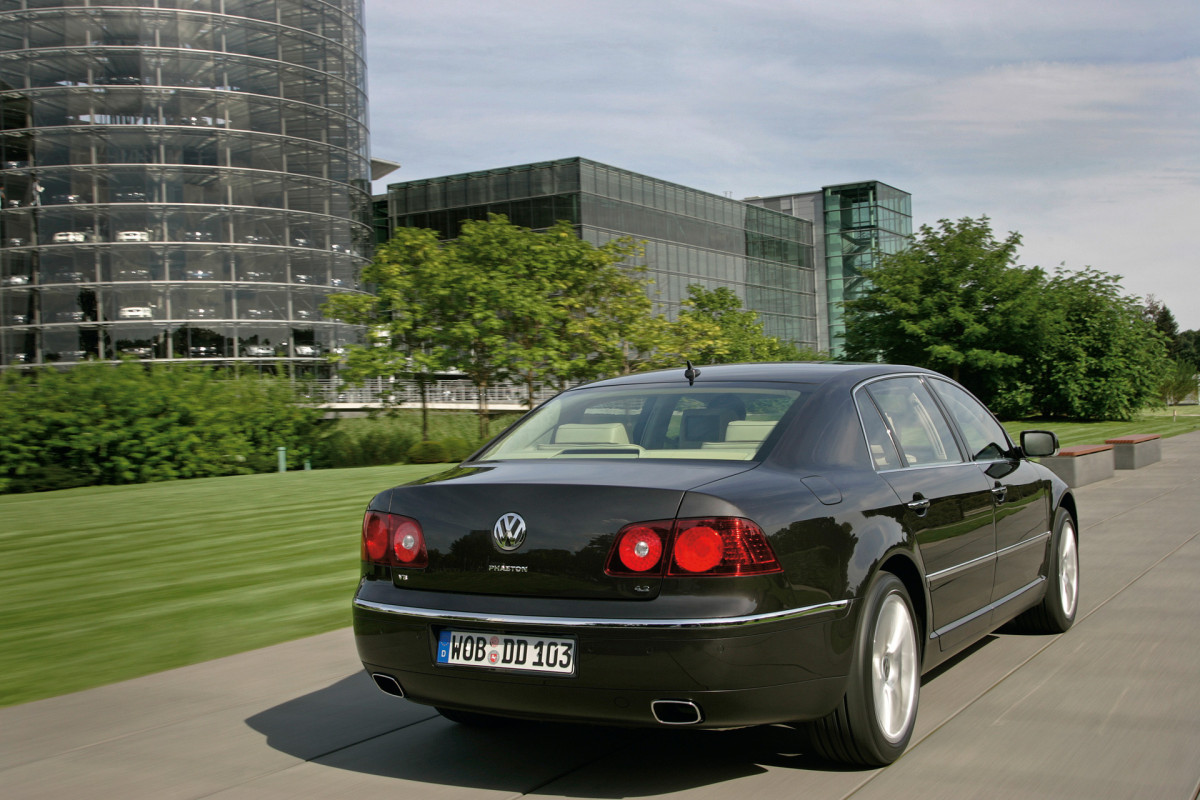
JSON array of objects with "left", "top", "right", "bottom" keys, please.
[
  {"left": 605, "top": 517, "right": 780, "bottom": 577},
  {"left": 668, "top": 518, "right": 780, "bottom": 576},
  {"left": 612, "top": 524, "right": 667, "bottom": 573},
  {"left": 361, "top": 511, "right": 428, "bottom": 569}
]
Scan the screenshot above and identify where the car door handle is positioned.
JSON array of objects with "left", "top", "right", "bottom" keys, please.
[
  {"left": 906, "top": 495, "right": 930, "bottom": 517},
  {"left": 991, "top": 484, "right": 1008, "bottom": 504}
]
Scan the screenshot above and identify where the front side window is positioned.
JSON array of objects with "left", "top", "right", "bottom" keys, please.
[
  {"left": 866, "top": 377, "right": 962, "bottom": 467},
  {"left": 477, "top": 384, "right": 807, "bottom": 462},
  {"left": 928, "top": 379, "right": 1012, "bottom": 462}
]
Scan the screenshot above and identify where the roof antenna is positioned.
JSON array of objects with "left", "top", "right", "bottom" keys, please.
[{"left": 684, "top": 360, "right": 701, "bottom": 386}]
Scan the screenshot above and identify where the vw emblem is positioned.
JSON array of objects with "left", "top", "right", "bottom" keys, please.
[{"left": 492, "top": 512, "right": 527, "bottom": 552}]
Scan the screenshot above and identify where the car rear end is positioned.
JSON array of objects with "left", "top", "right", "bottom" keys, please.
[{"left": 353, "top": 374, "right": 855, "bottom": 728}]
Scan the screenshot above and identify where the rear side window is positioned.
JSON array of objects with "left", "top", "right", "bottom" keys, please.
[
  {"left": 866, "top": 377, "right": 962, "bottom": 467},
  {"left": 856, "top": 394, "right": 903, "bottom": 470}
]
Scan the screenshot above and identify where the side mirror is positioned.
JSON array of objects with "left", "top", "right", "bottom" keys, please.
[{"left": 1020, "top": 430, "right": 1059, "bottom": 458}]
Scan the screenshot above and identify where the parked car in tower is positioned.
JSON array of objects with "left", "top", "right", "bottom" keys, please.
[
  {"left": 243, "top": 344, "right": 275, "bottom": 357},
  {"left": 118, "top": 306, "right": 153, "bottom": 320},
  {"left": 352, "top": 363, "right": 1079, "bottom": 767},
  {"left": 52, "top": 231, "right": 94, "bottom": 243},
  {"left": 116, "top": 230, "right": 152, "bottom": 242}
]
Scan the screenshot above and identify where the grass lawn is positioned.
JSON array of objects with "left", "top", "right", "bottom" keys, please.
[
  {"left": 1001, "top": 407, "right": 1200, "bottom": 447},
  {"left": 0, "top": 463, "right": 445, "bottom": 708},
  {"left": 4, "top": 408, "right": 1199, "bottom": 709}
]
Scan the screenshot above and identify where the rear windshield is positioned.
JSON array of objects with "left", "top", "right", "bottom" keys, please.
[{"left": 476, "top": 383, "right": 807, "bottom": 461}]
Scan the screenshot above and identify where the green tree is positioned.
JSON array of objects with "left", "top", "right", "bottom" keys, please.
[
  {"left": 323, "top": 227, "right": 449, "bottom": 439},
  {"left": 1176, "top": 329, "right": 1199, "bottom": 369},
  {"left": 1034, "top": 268, "right": 1170, "bottom": 420},
  {"left": 1160, "top": 358, "right": 1198, "bottom": 406},
  {"left": 658, "top": 284, "right": 819, "bottom": 367},
  {"left": 843, "top": 217, "right": 1046, "bottom": 415}
]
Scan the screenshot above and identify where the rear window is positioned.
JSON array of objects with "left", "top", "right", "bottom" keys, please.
[{"left": 477, "top": 384, "right": 807, "bottom": 461}]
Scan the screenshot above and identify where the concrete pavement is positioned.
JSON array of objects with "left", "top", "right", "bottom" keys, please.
[{"left": 3, "top": 432, "right": 1199, "bottom": 799}]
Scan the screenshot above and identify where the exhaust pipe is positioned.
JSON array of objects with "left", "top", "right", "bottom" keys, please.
[
  {"left": 651, "top": 699, "right": 703, "bottom": 725},
  {"left": 371, "top": 673, "right": 405, "bottom": 697}
]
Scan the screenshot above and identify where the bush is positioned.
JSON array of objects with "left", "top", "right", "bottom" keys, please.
[
  {"left": 407, "top": 440, "right": 450, "bottom": 464},
  {"left": 441, "top": 435, "right": 473, "bottom": 461},
  {"left": 313, "top": 417, "right": 418, "bottom": 468},
  {"left": 0, "top": 364, "right": 323, "bottom": 493}
]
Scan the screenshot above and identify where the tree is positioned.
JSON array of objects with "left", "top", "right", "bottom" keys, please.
[
  {"left": 1034, "top": 268, "right": 1170, "bottom": 420},
  {"left": 1176, "top": 329, "right": 1200, "bottom": 369},
  {"left": 658, "top": 284, "right": 821, "bottom": 367},
  {"left": 1160, "top": 358, "right": 1198, "bottom": 406},
  {"left": 843, "top": 217, "right": 1047, "bottom": 416},
  {"left": 322, "top": 227, "right": 449, "bottom": 439}
]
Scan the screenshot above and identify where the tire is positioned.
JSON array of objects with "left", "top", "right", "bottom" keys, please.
[
  {"left": 435, "top": 707, "right": 510, "bottom": 727},
  {"left": 804, "top": 571, "right": 920, "bottom": 766},
  {"left": 1013, "top": 507, "right": 1078, "bottom": 634}
]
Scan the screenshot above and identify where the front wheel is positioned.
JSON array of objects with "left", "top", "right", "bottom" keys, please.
[{"left": 803, "top": 571, "right": 920, "bottom": 766}]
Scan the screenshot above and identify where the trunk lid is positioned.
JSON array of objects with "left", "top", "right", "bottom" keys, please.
[{"left": 374, "top": 460, "right": 756, "bottom": 600}]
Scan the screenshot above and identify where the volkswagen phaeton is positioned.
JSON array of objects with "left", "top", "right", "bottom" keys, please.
[{"left": 352, "top": 362, "right": 1078, "bottom": 766}]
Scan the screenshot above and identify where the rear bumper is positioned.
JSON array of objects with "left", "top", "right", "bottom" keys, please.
[{"left": 353, "top": 592, "right": 855, "bottom": 729}]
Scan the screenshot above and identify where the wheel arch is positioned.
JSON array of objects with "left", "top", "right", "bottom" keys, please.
[{"left": 877, "top": 551, "right": 927, "bottom": 656}]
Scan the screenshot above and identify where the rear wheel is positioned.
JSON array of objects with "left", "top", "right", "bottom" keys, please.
[
  {"left": 1013, "top": 507, "right": 1078, "bottom": 634},
  {"left": 804, "top": 571, "right": 920, "bottom": 766}
]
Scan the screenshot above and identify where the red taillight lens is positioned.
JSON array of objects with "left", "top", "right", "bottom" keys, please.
[
  {"left": 672, "top": 525, "right": 724, "bottom": 573},
  {"left": 604, "top": 517, "right": 781, "bottom": 577},
  {"left": 668, "top": 518, "right": 781, "bottom": 577},
  {"left": 361, "top": 511, "right": 427, "bottom": 569}
]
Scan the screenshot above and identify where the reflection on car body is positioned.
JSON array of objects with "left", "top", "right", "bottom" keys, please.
[{"left": 353, "top": 363, "right": 1079, "bottom": 767}]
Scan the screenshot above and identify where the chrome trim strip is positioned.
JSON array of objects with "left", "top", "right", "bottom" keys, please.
[
  {"left": 931, "top": 576, "right": 1045, "bottom": 639},
  {"left": 926, "top": 530, "right": 1051, "bottom": 583},
  {"left": 352, "top": 598, "right": 851, "bottom": 630}
]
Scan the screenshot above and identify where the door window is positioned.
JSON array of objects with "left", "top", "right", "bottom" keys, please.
[
  {"left": 866, "top": 377, "right": 962, "bottom": 467},
  {"left": 928, "top": 379, "right": 1011, "bottom": 462}
]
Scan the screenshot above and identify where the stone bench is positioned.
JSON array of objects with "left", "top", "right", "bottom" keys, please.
[
  {"left": 1039, "top": 444, "right": 1114, "bottom": 488},
  {"left": 1105, "top": 434, "right": 1162, "bottom": 470}
]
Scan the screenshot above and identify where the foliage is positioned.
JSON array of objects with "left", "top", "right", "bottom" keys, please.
[
  {"left": 1034, "top": 268, "right": 1170, "bottom": 421},
  {"left": 843, "top": 216, "right": 1170, "bottom": 421},
  {"left": 0, "top": 363, "right": 323, "bottom": 493},
  {"left": 1158, "top": 359, "right": 1198, "bottom": 406},
  {"left": 843, "top": 217, "right": 1046, "bottom": 416},
  {"left": 313, "top": 417, "right": 418, "bottom": 468},
  {"left": 663, "top": 285, "right": 826, "bottom": 366},
  {"left": 322, "top": 227, "right": 450, "bottom": 439},
  {"left": 408, "top": 440, "right": 450, "bottom": 464}
]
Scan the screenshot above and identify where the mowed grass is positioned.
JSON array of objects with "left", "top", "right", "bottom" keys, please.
[
  {"left": 0, "top": 463, "right": 444, "bottom": 708},
  {"left": 1001, "top": 407, "right": 1200, "bottom": 447}
]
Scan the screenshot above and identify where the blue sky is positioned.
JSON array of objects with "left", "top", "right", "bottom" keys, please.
[{"left": 363, "top": 0, "right": 1200, "bottom": 330}]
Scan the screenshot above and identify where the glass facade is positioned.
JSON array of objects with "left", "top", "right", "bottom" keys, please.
[
  {"left": 0, "top": 0, "right": 372, "bottom": 369},
  {"left": 823, "top": 182, "right": 911, "bottom": 353},
  {"left": 387, "top": 158, "right": 817, "bottom": 347}
]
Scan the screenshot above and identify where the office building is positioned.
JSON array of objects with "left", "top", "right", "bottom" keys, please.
[
  {"left": 747, "top": 181, "right": 912, "bottom": 354},
  {"left": 0, "top": 0, "right": 375, "bottom": 370},
  {"left": 385, "top": 157, "right": 819, "bottom": 348}
]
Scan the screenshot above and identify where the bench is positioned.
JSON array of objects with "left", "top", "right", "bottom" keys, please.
[
  {"left": 1104, "top": 434, "right": 1162, "bottom": 470},
  {"left": 1039, "top": 444, "right": 1114, "bottom": 488}
]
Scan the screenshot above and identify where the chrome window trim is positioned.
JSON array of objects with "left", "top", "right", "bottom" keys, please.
[{"left": 352, "top": 598, "right": 851, "bottom": 631}]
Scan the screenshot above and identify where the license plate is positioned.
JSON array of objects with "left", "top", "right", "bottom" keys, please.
[{"left": 436, "top": 630, "right": 576, "bottom": 675}]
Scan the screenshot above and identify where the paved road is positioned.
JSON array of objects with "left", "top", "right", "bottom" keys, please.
[{"left": 5, "top": 433, "right": 1200, "bottom": 799}]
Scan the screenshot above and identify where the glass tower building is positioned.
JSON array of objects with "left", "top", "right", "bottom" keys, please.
[
  {"left": 747, "top": 181, "right": 912, "bottom": 354},
  {"left": 0, "top": 0, "right": 373, "bottom": 370},
  {"left": 385, "top": 158, "right": 818, "bottom": 347}
]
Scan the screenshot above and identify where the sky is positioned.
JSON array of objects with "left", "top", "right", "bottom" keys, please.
[{"left": 362, "top": 0, "right": 1200, "bottom": 331}]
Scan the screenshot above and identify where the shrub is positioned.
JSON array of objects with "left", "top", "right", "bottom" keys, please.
[{"left": 407, "top": 440, "right": 450, "bottom": 464}]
